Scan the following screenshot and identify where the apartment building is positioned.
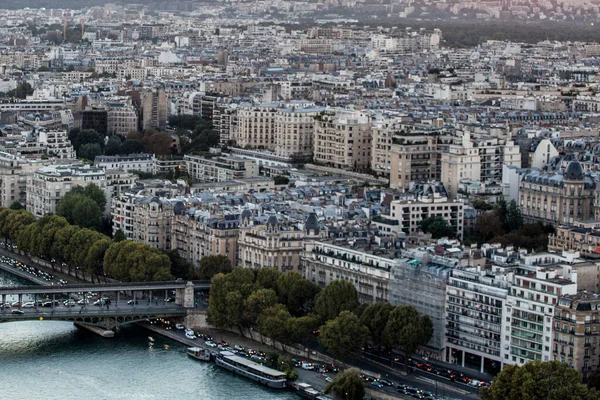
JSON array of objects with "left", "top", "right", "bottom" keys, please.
[
  {"left": 390, "top": 251, "right": 459, "bottom": 358},
  {"left": 519, "top": 161, "right": 595, "bottom": 226},
  {"left": 94, "top": 154, "right": 156, "bottom": 174},
  {"left": 141, "top": 87, "right": 167, "bottom": 131},
  {"left": 26, "top": 163, "right": 107, "bottom": 217},
  {"left": 389, "top": 132, "right": 439, "bottom": 189},
  {"left": 132, "top": 197, "right": 173, "bottom": 249},
  {"left": 238, "top": 212, "right": 304, "bottom": 273},
  {"left": 441, "top": 132, "right": 481, "bottom": 199},
  {"left": 274, "top": 104, "right": 323, "bottom": 159},
  {"left": 475, "top": 136, "right": 522, "bottom": 184},
  {"left": 553, "top": 292, "right": 600, "bottom": 379},
  {"left": 445, "top": 268, "right": 510, "bottom": 374},
  {"left": 302, "top": 239, "right": 392, "bottom": 303},
  {"left": 549, "top": 222, "right": 600, "bottom": 257},
  {"left": 0, "top": 152, "right": 50, "bottom": 208},
  {"left": 4, "top": 128, "right": 76, "bottom": 160},
  {"left": 374, "top": 182, "right": 464, "bottom": 239},
  {"left": 235, "top": 103, "right": 279, "bottom": 150},
  {"left": 184, "top": 155, "right": 258, "bottom": 182},
  {"left": 172, "top": 213, "right": 239, "bottom": 268},
  {"left": 106, "top": 102, "right": 138, "bottom": 136},
  {"left": 505, "top": 264, "right": 577, "bottom": 366},
  {"left": 313, "top": 109, "right": 372, "bottom": 170}
]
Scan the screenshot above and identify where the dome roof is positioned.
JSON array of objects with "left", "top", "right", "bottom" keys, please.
[
  {"left": 266, "top": 213, "right": 279, "bottom": 226},
  {"left": 305, "top": 212, "right": 319, "bottom": 233},
  {"left": 241, "top": 208, "right": 252, "bottom": 220},
  {"left": 564, "top": 160, "right": 584, "bottom": 180}
]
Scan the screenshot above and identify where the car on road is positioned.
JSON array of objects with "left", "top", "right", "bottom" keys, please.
[
  {"left": 185, "top": 332, "right": 196, "bottom": 340},
  {"left": 251, "top": 354, "right": 265, "bottom": 363},
  {"left": 0, "top": 302, "right": 10, "bottom": 309},
  {"left": 175, "top": 323, "right": 185, "bottom": 330},
  {"left": 164, "top": 297, "right": 176, "bottom": 303},
  {"left": 11, "top": 309, "right": 25, "bottom": 315},
  {"left": 22, "top": 302, "right": 35, "bottom": 308},
  {"left": 301, "top": 362, "right": 314, "bottom": 370},
  {"left": 370, "top": 381, "right": 384, "bottom": 388},
  {"left": 127, "top": 300, "right": 138, "bottom": 305},
  {"left": 234, "top": 344, "right": 244, "bottom": 351},
  {"left": 379, "top": 378, "right": 393, "bottom": 386},
  {"left": 63, "top": 300, "right": 76, "bottom": 307},
  {"left": 205, "top": 340, "right": 217, "bottom": 348},
  {"left": 325, "top": 376, "right": 333, "bottom": 383},
  {"left": 42, "top": 301, "right": 54, "bottom": 307},
  {"left": 11, "top": 301, "right": 21, "bottom": 307}
]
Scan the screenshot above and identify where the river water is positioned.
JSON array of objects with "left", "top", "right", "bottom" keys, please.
[{"left": 0, "top": 270, "right": 298, "bottom": 400}]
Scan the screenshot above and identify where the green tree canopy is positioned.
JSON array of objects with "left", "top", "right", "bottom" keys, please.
[
  {"left": 277, "top": 271, "right": 320, "bottom": 316},
  {"left": 256, "top": 267, "right": 281, "bottom": 291},
  {"left": 9, "top": 201, "right": 24, "bottom": 210},
  {"left": 481, "top": 360, "right": 599, "bottom": 400},
  {"left": 360, "top": 302, "right": 395, "bottom": 349},
  {"left": 384, "top": 305, "right": 433, "bottom": 370},
  {"left": 325, "top": 369, "right": 365, "bottom": 400},
  {"left": 197, "top": 255, "right": 233, "bottom": 280},
  {"left": 244, "top": 288, "right": 278, "bottom": 324},
  {"left": 417, "top": 215, "right": 456, "bottom": 239},
  {"left": 120, "top": 139, "right": 145, "bottom": 154},
  {"left": 103, "top": 240, "right": 172, "bottom": 282},
  {"left": 258, "top": 303, "right": 293, "bottom": 350},
  {"left": 314, "top": 280, "right": 359, "bottom": 322},
  {"left": 78, "top": 143, "right": 102, "bottom": 161},
  {"left": 104, "top": 135, "right": 123, "bottom": 156},
  {"left": 319, "top": 310, "right": 369, "bottom": 364}
]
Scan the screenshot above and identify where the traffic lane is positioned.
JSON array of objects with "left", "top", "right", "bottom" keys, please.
[
  {"left": 361, "top": 349, "right": 483, "bottom": 394},
  {"left": 347, "top": 354, "right": 478, "bottom": 399},
  {"left": 0, "top": 304, "right": 186, "bottom": 317}
]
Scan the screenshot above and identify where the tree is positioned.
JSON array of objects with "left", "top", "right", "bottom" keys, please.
[
  {"left": 84, "top": 238, "right": 111, "bottom": 277},
  {"left": 360, "top": 302, "right": 395, "bottom": 350},
  {"left": 418, "top": 215, "right": 456, "bottom": 239},
  {"left": 120, "top": 139, "right": 145, "bottom": 154},
  {"left": 9, "top": 201, "right": 23, "bottom": 210},
  {"left": 197, "top": 255, "right": 232, "bottom": 280},
  {"left": 314, "top": 280, "right": 359, "bottom": 322},
  {"left": 258, "top": 304, "right": 293, "bottom": 351},
  {"left": 51, "top": 225, "right": 80, "bottom": 261},
  {"left": 256, "top": 267, "right": 281, "bottom": 291},
  {"left": 481, "top": 361, "right": 599, "bottom": 400},
  {"left": 277, "top": 272, "right": 320, "bottom": 316},
  {"left": 474, "top": 212, "right": 505, "bottom": 242},
  {"left": 103, "top": 240, "right": 172, "bottom": 282},
  {"left": 114, "top": 229, "right": 126, "bottom": 242},
  {"left": 325, "top": 369, "right": 365, "bottom": 400},
  {"left": 207, "top": 273, "right": 245, "bottom": 330},
  {"left": 8, "top": 82, "right": 34, "bottom": 99},
  {"left": 505, "top": 199, "right": 524, "bottom": 232},
  {"left": 289, "top": 314, "right": 321, "bottom": 346},
  {"left": 71, "top": 196, "right": 103, "bottom": 229},
  {"left": 105, "top": 135, "right": 123, "bottom": 156},
  {"left": 144, "top": 131, "right": 173, "bottom": 156},
  {"left": 244, "top": 288, "right": 278, "bottom": 324},
  {"left": 384, "top": 306, "right": 433, "bottom": 371},
  {"left": 84, "top": 184, "right": 107, "bottom": 211},
  {"left": 166, "top": 250, "right": 193, "bottom": 280},
  {"left": 78, "top": 143, "right": 102, "bottom": 160},
  {"left": 319, "top": 310, "right": 369, "bottom": 365}
]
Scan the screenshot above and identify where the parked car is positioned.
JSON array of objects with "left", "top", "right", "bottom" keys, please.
[
  {"left": 22, "top": 302, "right": 35, "bottom": 308},
  {"left": 175, "top": 323, "right": 185, "bottom": 330},
  {"left": 205, "top": 340, "right": 217, "bottom": 347}
]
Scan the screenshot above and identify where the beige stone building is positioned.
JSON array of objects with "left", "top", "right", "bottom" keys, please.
[
  {"left": 237, "top": 211, "right": 304, "bottom": 273},
  {"left": 184, "top": 155, "right": 258, "bottom": 182},
  {"left": 441, "top": 131, "right": 481, "bottom": 199},
  {"left": 141, "top": 87, "right": 167, "bottom": 131},
  {"left": 302, "top": 239, "right": 391, "bottom": 303},
  {"left": 313, "top": 109, "right": 372, "bottom": 170},
  {"left": 274, "top": 104, "right": 323, "bottom": 159},
  {"left": 553, "top": 292, "right": 600, "bottom": 379},
  {"left": 235, "top": 103, "right": 279, "bottom": 150},
  {"left": 131, "top": 197, "right": 173, "bottom": 250},
  {"left": 26, "top": 163, "right": 107, "bottom": 218},
  {"left": 389, "top": 133, "right": 439, "bottom": 189},
  {"left": 374, "top": 182, "right": 465, "bottom": 239},
  {"left": 107, "top": 103, "right": 138, "bottom": 136},
  {"left": 172, "top": 213, "right": 239, "bottom": 268},
  {"left": 519, "top": 161, "right": 595, "bottom": 226},
  {"left": 0, "top": 152, "right": 50, "bottom": 208}
]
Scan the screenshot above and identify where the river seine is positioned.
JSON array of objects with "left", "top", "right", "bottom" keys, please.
[{"left": 0, "top": 270, "right": 298, "bottom": 400}]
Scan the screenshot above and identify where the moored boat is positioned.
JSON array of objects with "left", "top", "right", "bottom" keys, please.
[
  {"left": 215, "top": 351, "right": 287, "bottom": 389},
  {"left": 187, "top": 347, "right": 211, "bottom": 361}
]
